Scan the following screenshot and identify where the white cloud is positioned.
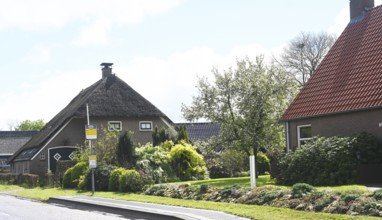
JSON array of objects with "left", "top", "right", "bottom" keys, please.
[
  {"left": 328, "top": 0, "right": 382, "bottom": 36},
  {"left": 0, "top": 0, "right": 182, "bottom": 31},
  {"left": 22, "top": 45, "right": 52, "bottom": 64},
  {"left": 0, "top": 42, "right": 282, "bottom": 129},
  {"left": 73, "top": 19, "right": 110, "bottom": 46},
  {"left": 0, "top": 69, "right": 99, "bottom": 130}
]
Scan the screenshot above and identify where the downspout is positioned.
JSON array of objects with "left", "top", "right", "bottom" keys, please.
[{"left": 285, "top": 121, "right": 290, "bottom": 153}]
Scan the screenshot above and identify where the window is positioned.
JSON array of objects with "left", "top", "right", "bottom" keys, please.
[
  {"left": 108, "top": 121, "right": 122, "bottom": 131},
  {"left": 139, "top": 121, "right": 153, "bottom": 131},
  {"left": 40, "top": 153, "right": 45, "bottom": 160},
  {"left": 297, "top": 125, "right": 312, "bottom": 147}
]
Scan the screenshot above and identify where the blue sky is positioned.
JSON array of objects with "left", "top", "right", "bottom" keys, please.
[{"left": 1, "top": 0, "right": 381, "bottom": 130}]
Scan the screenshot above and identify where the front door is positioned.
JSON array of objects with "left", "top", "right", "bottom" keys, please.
[{"left": 48, "top": 147, "right": 76, "bottom": 173}]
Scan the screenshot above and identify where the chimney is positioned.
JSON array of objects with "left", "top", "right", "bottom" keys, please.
[
  {"left": 350, "top": 0, "right": 374, "bottom": 20},
  {"left": 100, "top": 62, "right": 113, "bottom": 78}
]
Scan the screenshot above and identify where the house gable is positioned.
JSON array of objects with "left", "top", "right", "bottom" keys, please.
[{"left": 282, "top": 4, "right": 382, "bottom": 121}]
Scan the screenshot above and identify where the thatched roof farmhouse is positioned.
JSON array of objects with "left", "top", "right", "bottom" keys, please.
[{"left": 9, "top": 63, "right": 175, "bottom": 176}]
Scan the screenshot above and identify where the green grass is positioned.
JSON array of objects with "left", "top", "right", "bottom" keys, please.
[
  {"left": 171, "top": 175, "right": 275, "bottom": 188},
  {"left": 171, "top": 175, "right": 370, "bottom": 193},
  {"left": 0, "top": 184, "right": 378, "bottom": 220}
]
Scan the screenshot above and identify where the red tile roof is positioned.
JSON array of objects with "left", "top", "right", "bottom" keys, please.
[{"left": 281, "top": 5, "right": 382, "bottom": 121}]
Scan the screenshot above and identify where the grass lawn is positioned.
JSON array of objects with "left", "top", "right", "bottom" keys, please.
[
  {"left": 0, "top": 184, "right": 378, "bottom": 220},
  {"left": 171, "top": 175, "right": 275, "bottom": 188}
]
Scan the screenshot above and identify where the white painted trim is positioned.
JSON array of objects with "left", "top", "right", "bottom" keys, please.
[
  {"left": 108, "top": 121, "right": 122, "bottom": 131},
  {"left": 31, "top": 118, "right": 73, "bottom": 160},
  {"left": 0, "top": 153, "right": 12, "bottom": 156},
  {"left": 47, "top": 146, "right": 77, "bottom": 171},
  {"left": 160, "top": 117, "right": 176, "bottom": 134},
  {"left": 297, "top": 124, "right": 312, "bottom": 147},
  {"left": 139, "top": 121, "right": 153, "bottom": 131},
  {"left": 285, "top": 122, "right": 290, "bottom": 153}
]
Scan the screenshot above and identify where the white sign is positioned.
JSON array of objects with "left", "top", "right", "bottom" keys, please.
[{"left": 89, "top": 155, "right": 97, "bottom": 168}]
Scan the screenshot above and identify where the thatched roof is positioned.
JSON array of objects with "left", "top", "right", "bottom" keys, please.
[
  {"left": 0, "top": 131, "right": 38, "bottom": 155},
  {"left": 10, "top": 73, "right": 172, "bottom": 162}
]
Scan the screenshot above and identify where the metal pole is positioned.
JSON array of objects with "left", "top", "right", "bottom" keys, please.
[{"left": 86, "top": 104, "right": 95, "bottom": 194}]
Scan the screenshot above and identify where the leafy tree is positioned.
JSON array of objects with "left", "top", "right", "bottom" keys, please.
[
  {"left": 275, "top": 32, "right": 336, "bottom": 87},
  {"left": 116, "top": 131, "right": 135, "bottom": 168},
  {"left": 92, "top": 128, "right": 119, "bottom": 165},
  {"left": 182, "top": 57, "right": 296, "bottom": 162},
  {"left": 14, "top": 119, "right": 45, "bottom": 131}
]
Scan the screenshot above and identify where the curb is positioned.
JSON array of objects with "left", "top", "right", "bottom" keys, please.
[{"left": 48, "top": 196, "right": 205, "bottom": 220}]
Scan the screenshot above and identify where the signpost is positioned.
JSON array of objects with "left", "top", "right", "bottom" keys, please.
[{"left": 86, "top": 104, "right": 96, "bottom": 194}]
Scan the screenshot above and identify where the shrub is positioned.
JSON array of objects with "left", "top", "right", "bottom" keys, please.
[
  {"left": 135, "top": 143, "right": 174, "bottom": 183},
  {"left": 70, "top": 162, "right": 88, "bottom": 187},
  {"left": 81, "top": 163, "right": 116, "bottom": 191},
  {"left": 116, "top": 131, "right": 136, "bottom": 168},
  {"left": 373, "top": 189, "right": 382, "bottom": 200},
  {"left": 168, "top": 142, "right": 208, "bottom": 181},
  {"left": 275, "top": 134, "right": 381, "bottom": 186},
  {"left": 62, "top": 162, "right": 88, "bottom": 189},
  {"left": 291, "top": 183, "right": 315, "bottom": 198},
  {"left": 220, "top": 148, "right": 248, "bottom": 177},
  {"left": 118, "top": 169, "right": 145, "bottom": 192},
  {"left": 63, "top": 167, "right": 74, "bottom": 188},
  {"left": 256, "top": 152, "right": 270, "bottom": 175},
  {"left": 108, "top": 167, "right": 127, "bottom": 191}
]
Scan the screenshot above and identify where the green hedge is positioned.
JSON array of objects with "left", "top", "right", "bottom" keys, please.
[{"left": 276, "top": 132, "right": 382, "bottom": 186}]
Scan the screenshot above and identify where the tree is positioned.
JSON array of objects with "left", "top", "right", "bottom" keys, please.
[
  {"left": 152, "top": 127, "right": 175, "bottom": 147},
  {"left": 275, "top": 32, "right": 336, "bottom": 87},
  {"left": 116, "top": 131, "right": 135, "bottom": 168},
  {"left": 15, "top": 119, "right": 45, "bottom": 131},
  {"left": 182, "top": 57, "right": 297, "bottom": 160},
  {"left": 177, "top": 125, "right": 190, "bottom": 143}
]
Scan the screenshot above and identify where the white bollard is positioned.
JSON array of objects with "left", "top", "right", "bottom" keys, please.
[{"left": 249, "top": 155, "right": 256, "bottom": 188}]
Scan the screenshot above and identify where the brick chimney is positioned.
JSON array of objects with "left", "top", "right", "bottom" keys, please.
[
  {"left": 350, "top": 0, "right": 374, "bottom": 20},
  {"left": 100, "top": 62, "right": 113, "bottom": 78}
]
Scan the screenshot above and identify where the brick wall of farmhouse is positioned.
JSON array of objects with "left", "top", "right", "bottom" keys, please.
[{"left": 287, "top": 108, "right": 382, "bottom": 151}]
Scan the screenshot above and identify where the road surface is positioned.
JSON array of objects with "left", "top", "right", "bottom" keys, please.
[{"left": 0, "top": 194, "right": 127, "bottom": 220}]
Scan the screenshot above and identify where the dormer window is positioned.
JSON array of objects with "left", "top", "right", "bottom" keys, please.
[{"left": 108, "top": 121, "right": 122, "bottom": 131}]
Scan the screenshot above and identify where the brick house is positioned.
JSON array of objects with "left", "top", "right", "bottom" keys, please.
[{"left": 281, "top": 0, "right": 382, "bottom": 152}]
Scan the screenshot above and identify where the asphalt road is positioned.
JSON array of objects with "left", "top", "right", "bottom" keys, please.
[{"left": 0, "top": 194, "right": 127, "bottom": 220}]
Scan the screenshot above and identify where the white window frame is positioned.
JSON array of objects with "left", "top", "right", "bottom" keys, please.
[
  {"left": 297, "top": 124, "right": 312, "bottom": 147},
  {"left": 139, "top": 121, "right": 153, "bottom": 131},
  {"left": 40, "top": 153, "right": 45, "bottom": 160},
  {"left": 108, "top": 121, "right": 122, "bottom": 131}
]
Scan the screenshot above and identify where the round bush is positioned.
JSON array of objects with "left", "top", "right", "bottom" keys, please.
[
  {"left": 291, "top": 183, "right": 315, "bottom": 198},
  {"left": 168, "top": 142, "right": 208, "bottom": 181},
  {"left": 82, "top": 163, "right": 116, "bottom": 191},
  {"left": 108, "top": 167, "right": 127, "bottom": 191},
  {"left": 70, "top": 162, "right": 88, "bottom": 187},
  {"left": 118, "top": 169, "right": 144, "bottom": 192}
]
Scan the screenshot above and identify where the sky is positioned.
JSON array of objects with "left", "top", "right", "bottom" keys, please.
[{"left": 1, "top": 0, "right": 382, "bottom": 130}]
